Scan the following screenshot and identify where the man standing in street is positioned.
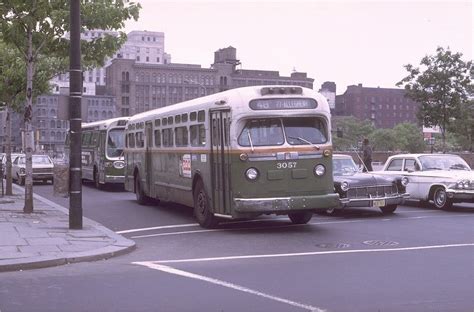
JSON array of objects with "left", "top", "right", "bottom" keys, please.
[{"left": 362, "top": 138, "right": 373, "bottom": 172}]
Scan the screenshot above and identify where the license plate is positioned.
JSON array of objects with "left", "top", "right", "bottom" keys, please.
[{"left": 372, "top": 199, "right": 386, "bottom": 207}]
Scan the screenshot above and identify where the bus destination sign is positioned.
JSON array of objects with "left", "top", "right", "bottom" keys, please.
[{"left": 249, "top": 98, "right": 318, "bottom": 110}]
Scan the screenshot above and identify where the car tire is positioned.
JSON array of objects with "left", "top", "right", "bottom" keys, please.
[
  {"left": 432, "top": 186, "right": 453, "bottom": 210},
  {"left": 135, "top": 173, "right": 148, "bottom": 205},
  {"left": 288, "top": 212, "right": 313, "bottom": 224},
  {"left": 18, "top": 174, "right": 24, "bottom": 186},
  {"left": 193, "top": 180, "right": 218, "bottom": 228},
  {"left": 380, "top": 204, "right": 397, "bottom": 214}
]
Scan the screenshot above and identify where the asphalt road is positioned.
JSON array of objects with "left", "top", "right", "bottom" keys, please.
[{"left": 1, "top": 182, "right": 473, "bottom": 312}]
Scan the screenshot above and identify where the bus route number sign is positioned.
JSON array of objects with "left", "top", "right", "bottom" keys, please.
[{"left": 249, "top": 98, "right": 317, "bottom": 110}]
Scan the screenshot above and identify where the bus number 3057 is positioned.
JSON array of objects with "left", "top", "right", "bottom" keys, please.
[{"left": 276, "top": 162, "right": 297, "bottom": 169}]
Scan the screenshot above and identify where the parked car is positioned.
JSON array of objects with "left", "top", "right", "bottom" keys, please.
[
  {"left": 330, "top": 154, "right": 409, "bottom": 214},
  {"left": 1, "top": 153, "right": 23, "bottom": 178},
  {"left": 376, "top": 153, "right": 474, "bottom": 209},
  {"left": 12, "top": 154, "right": 54, "bottom": 185}
]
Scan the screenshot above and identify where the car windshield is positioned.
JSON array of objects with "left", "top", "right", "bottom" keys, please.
[
  {"left": 238, "top": 117, "right": 327, "bottom": 147},
  {"left": 333, "top": 157, "right": 358, "bottom": 176},
  {"left": 18, "top": 155, "right": 52, "bottom": 165},
  {"left": 107, "top": 128, "right": 125, "bottom": 158},
  {"left": 419, "top": 155, "right": 471, "bottom": 171}
]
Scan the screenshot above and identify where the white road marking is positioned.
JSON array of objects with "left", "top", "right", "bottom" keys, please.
[
  {"left": 133, "top": 261, "right": 326, "bottom": 312},
  {"left": 143, "top": 243, "right": 474, "bottom": 264},
  {"left": 130, "top": 214, "right": 473, "bottom": 239},
  {"left": 116, "top": 223, "right": 198, "bottom": 234}
]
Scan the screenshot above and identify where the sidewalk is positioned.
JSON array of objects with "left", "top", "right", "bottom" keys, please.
[{"left": 0, "top": 183, "right": 135, "bottom": 272}]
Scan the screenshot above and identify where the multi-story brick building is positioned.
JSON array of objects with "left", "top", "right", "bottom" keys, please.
[
  {"left": 106, "top": 46, "right": 314, "bottom": 116},
  {"left": 31, "top": 92, "right": 116, "bottom": 154},
  {"left": 334, "top": 84, "right": 420, "bottom": 128}
]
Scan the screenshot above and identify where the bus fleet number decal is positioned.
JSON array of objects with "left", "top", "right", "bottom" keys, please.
[{"left": 276, "top": 162, "right": 297, "bottom": 169}]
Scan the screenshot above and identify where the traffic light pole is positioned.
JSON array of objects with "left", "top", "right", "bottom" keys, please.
[{"left": 69, "top": 0, "right": 82, "bottom": 229}]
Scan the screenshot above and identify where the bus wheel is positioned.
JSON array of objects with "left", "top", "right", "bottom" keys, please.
[
  {"left": 193, "top": 180, "right": 218, "bottom": 228},
  {"left": 288, "top": 212, "right": 313, "bottom": 224},
  {"left": 135, "top": 174, "right": 148, "bottom": 205}
]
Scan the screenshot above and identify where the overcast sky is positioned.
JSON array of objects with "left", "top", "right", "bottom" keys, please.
[{"left": 124, "top": 0, "right": 472, "bottom": 94}]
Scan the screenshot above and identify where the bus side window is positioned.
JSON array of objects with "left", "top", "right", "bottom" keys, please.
[
  {"left": 197, "top": 110, "right": 205, "bottom": 122},
  {"left": 82, "top": 132, "right": 91, "bottom": 146},
  {"left": 175, "top": 126, "right": 188, "bottom": 147},
  {"left": 128, "top": 133, "right": 135, "bottom": 148},
  {"left": 162, "top": 128, "right": 173, "bottom": 147},
  {"left": 154, "top": 130, "right": 161, "bottom": 147},
  {"left": 136, "top": 132, "right": 144, "bottom": 148},
  {"left": 91, "top": 132, "right": 99, "bottom": 147},
  {"left": 190, "top": 124, "right": 206, "bottom": 146}
]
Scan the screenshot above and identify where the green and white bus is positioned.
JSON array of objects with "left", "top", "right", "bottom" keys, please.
[
  {"left": 124, "top": 86, "right": 340, "bottom": 227},
  {"left": 76, "top": 117, "right": 129, "bottom": 188}
]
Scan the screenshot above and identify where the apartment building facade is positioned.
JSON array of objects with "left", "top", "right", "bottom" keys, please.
[
  {"left": 106, "top": 46, "right": 314, "bottom": 116},
  {"left": 334, "top": 84, "right": 420, "bottom": 128}
]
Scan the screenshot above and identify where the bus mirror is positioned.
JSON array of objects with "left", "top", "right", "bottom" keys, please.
[{"left": 336, "top": 128, "right": 343, "bottom": 138}]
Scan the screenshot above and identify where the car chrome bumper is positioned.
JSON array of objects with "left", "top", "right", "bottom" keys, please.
[
  {"left": 234, "top": 193, "right": 341, "bottom": 213},
  {"left": 340, "top": 193, "right": 409, "bottom": 208},
  {"left": 446, "top": 189, "right": 474, "bottom": 201}
]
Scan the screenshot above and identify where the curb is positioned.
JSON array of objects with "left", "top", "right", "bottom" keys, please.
[{"left": 0, "top": 184, "right": 136, "bottom": 272}]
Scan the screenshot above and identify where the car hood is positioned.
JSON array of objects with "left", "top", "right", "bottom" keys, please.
[{"left": 334, "top": 172, "right": 395, "bottom": 186}]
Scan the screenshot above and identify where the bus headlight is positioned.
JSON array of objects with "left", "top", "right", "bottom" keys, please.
[
  {"left": 401, "top": 177, "right": 409, "bottom": 186},
  {"left": 113, "top": 161, "right": 125, "bottom": 169},
  {"left": 245, "top": 168, "right": 259, "bottom": 181},
  {"left": 341, "top": 181, "right": 349, "bottom": 192},
  {"left": 314, "top": 164, "right": 326, "bottom": 176}
]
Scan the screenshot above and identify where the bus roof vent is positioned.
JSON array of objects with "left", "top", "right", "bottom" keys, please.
[{"left": 261, "top": 87, "right": 303, "bottom": 96}]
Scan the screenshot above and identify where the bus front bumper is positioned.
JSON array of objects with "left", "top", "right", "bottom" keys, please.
[
  {"left": 105, "top": 175, "right": 125, "bottom": 184},
  {"left": 233, "top": 193, "right": 341, "bottom": 213}
]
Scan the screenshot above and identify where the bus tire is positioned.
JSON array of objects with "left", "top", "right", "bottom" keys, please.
[
  {"left": 135, "top": 174, "right": 148, "bottom": 205},
  {"left": 193, "top": 180, "right": 218, "bottom": 228},
  {"left": 288, "top": 212, "right": 313, "bottom": 224}
]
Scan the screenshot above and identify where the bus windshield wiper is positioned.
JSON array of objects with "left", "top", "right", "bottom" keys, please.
[
  {"left": 288, "top": 136, "right": 320, "bottom": 150},
  {"left": 247, "top": 130, "right": 255, "bottom": 152}
]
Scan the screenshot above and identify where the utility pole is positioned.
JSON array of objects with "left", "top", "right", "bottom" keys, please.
[{"left": 69, "top": 0, "right": 82, "bottom": 229}]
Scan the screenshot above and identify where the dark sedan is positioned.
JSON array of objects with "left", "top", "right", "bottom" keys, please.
[{"left": 330, "top": 154, "right": 409, "bottom": 214}]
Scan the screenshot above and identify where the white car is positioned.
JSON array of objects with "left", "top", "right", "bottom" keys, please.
[
  {"left": 377, "top": 153, "right": 474, "bottom": 209},
  {"left": 12, "top": 154, "right": 54, "bottom": 185}
]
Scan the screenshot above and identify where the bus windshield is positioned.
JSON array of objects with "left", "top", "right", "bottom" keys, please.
[
  {"left": 107, "top": 129, "right": 125, "bottom": 158},
  {"left": 238, "top": 117, "right": 327, "bottom": 147}
]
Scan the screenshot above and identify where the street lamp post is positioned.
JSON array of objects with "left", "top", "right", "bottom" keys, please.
[{"left": 184, "top": 79, "right": 206, "bottom": 96}]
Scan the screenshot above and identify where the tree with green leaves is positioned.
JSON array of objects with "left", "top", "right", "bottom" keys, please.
[
  {"left": 0, "top": 0, "right": 141, "bottom": 212},
  {"left": 447, "top": 98, "right": 474, "bottom": 152},
  {"left": 397, "top": 47, "right": 472, "bottom": 153},
  {"left": 369, "top": 128, "right": 398, "bottom": 152},
  {"left": 332, "top": 116, "right": 374, "bottom": 151},
  {"left": 392, "top": 122, "right": 426, "bottom": 153},
  {"left": 0, "top": 39, "right": 55, "bottom": 195}
]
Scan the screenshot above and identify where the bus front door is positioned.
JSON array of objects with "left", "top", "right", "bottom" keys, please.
[
  {"left": 210, "top": 109, "right": 231, "bottom": 216},
  {"left": 145, "top": 121, "right": 153, "bottom": 195}
]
